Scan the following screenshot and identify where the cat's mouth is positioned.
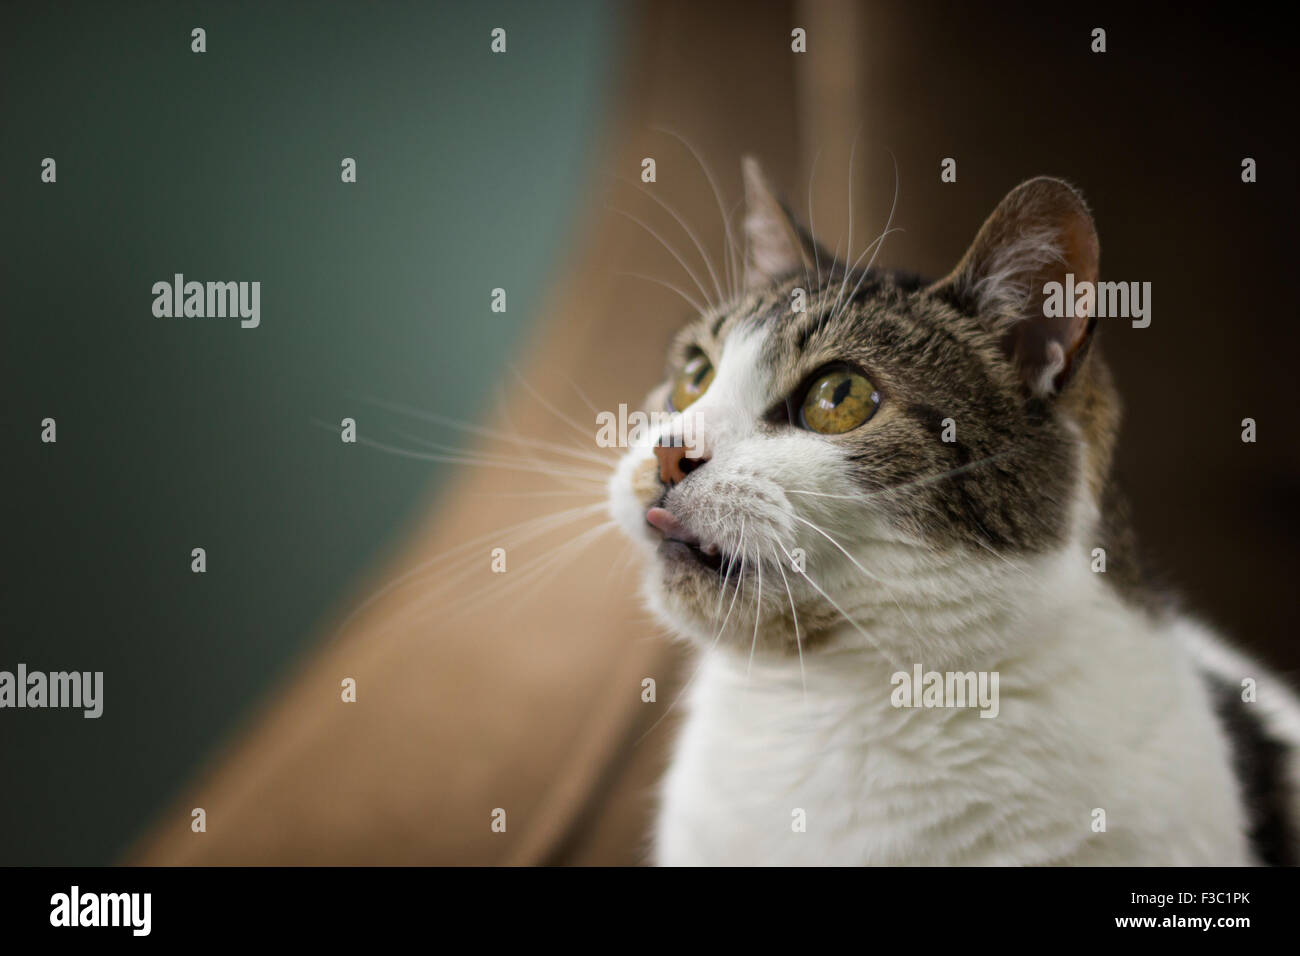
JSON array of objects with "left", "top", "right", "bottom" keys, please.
[{"left": 646, "top": 506, "right": 727, "bottom": 573}]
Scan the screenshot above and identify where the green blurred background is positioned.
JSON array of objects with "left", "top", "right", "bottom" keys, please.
[{"left": 1, "top": 0, "right": 620, "bottom": 865}]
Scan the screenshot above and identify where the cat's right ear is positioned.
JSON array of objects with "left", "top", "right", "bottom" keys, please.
[{"left": 741, "top": 157, "right": 823, "bottom": 290}]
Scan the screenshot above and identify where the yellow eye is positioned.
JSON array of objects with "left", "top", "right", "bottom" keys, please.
[
  {"left": 800, "top": 368, "right": 880, "bottom": 434},
  {"left": 669, "top": 353, "right": 715, "bottom": 411}
]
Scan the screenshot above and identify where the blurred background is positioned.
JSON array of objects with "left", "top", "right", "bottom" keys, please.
[{"left": 2, "top": 0, "right": 1296, "bottom": 865}]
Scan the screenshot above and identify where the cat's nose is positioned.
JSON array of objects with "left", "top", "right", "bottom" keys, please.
[{"left": 655, "top": 440, "right": 709, "bottom": 486}]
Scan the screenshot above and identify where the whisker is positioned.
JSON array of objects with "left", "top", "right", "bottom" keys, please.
[
  {"left": 351, "top": 394, "right": 617, "bottom": 469},
  {"left": 560, "top": 373, "right": 603, "bottom": 420},
  {"left": 615, "top": 271, "right": 707, "bottom": 316},
  {"left": 362, "top": 509, "right": 614, "bottom": 640},
  {"left": 969, "top": 533, "right": 1034, "bottom": 581},
  {"left": 616, "top": 175, "right": 726, "bottom": 306},
  {"left": 507, "top": 363, "right": 614, "bottom": 452},
  {"left": 784, "top": 446, "right": 1028, "bottom": 501},
  {"left": 651, "top": 126, "right": 742, "bottom": 301},
  {"left": 464, "top": 489, "right": 607, "bottom": 499},
  {"left": 713, "top": 528, "right": 742, "bottom": 622},
  {"left": 384, "top": 429, "right": 611, "bottom": 487},
  {"left": 606, "top": 204, "right": 717, "bottom": 312},
  {"left": 747, "top": 549, "right": 763, "bottom": 677},
  {"left": 777, "top": 539, "right": 902, "bottom": 670},
  {"left": 826, "top": 226, "right": 904, "bottom": 325},
  {"left": 311, "top": 421, "right": 602, "bottom": 484},
  {"left": 725, "top": 196, "right": 746, "bottom": 300},
  {"left": 388, "top": 427, "right": 611, "bottom": 481},
  {"left": 862, "top": 151, "right": 901, "bottom": 279},
  {"left": 790, "top": 513, "right": 924, "bottom": 642},
  {"left": 830, "top": 129, "right": 861, "bottom": 322},
  {"left": 375, "top": 527, "right": 601, "bottom": 642},
  {"left": 806, "top": 149, "right": 824, "bottom": 292},
  {"left": 771, "top": 542, "right": 807, "bottom": 701},
  {"left": 446, "top": 520, "right": 618, "bottom": 621},
  {"left": 638, "top": 517, "right": 747, "bottom": 746},
  {"left": 320, "top": 501, "right": 609, "bottom": 643},
  {"left": 832, "top": 151, "right": 902, "bottom": 323}
]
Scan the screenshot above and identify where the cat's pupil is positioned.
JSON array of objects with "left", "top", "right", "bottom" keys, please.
[{"left": 830, "top": 377, "right": 853, "bottom": 407}]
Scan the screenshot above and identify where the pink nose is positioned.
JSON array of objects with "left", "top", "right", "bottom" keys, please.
[{"left": 654, "top": 442, "right": 708, "bottom": 485}]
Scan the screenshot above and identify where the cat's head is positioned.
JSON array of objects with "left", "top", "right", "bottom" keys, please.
[{"left": 609, "top": 158, "right": 1120, "bottom": 660}]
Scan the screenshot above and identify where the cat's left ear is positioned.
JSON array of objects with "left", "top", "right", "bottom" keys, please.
[
  {"left": 929, "top": 177, "right": 1100, "bottom": 397},
  {"left": 741, "top": 156, "right": 826, "bottom": 290}
]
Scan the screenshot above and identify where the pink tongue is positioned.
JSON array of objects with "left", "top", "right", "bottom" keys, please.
[{"left": 646, "top": 507, "right": 698, "bottom": 544}]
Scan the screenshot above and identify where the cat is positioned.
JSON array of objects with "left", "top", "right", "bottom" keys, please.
[{"left": 607, "top": 157, "right": 1300, "bottom": 866}]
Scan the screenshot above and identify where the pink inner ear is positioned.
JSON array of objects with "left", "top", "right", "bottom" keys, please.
[
  {"left": 970, "top": 180, "right": 1100, "bottom": 395},
  {"left": 1022, "top": 215, "right": 1099, "bottom": 393},
  {"left": 1007, "top": 320, "right": 1074, "bottom": 395}
]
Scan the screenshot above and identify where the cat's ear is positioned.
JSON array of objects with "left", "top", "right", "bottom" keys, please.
[
  {"left": 741, "top": 156, "right": 823, "bottom": 290},
  {"left": 930, "top": 177, "right": 1100, "bottom": 397}
]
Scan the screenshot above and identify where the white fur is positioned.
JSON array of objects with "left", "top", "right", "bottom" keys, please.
[{"left": 656, "top": 559, "right": 1272, "bottom": 866}]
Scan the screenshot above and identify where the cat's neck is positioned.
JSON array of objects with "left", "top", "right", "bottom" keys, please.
[
  {"left": 751, "top": 531, "right": 1140, "bottom": 682},
  {"left": 694, "top": 536, "right": 1166, "bottom": 744}
]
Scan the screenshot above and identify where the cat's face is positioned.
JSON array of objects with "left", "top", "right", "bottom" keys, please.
[{"left": 609, "top": 160, "right": 1117, "bottom": 657}]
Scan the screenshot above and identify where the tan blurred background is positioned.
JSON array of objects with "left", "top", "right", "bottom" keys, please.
[{"left": 129, "top": 0, "right": 1299, "bottom": 864}]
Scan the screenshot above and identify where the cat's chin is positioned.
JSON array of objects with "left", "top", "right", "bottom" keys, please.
[
  {"left": 656, "top": 537, "right": 726, "bottom": 573},
  {"left": 640, "top": 558, "right": 737, "bottom": 640},
  {"left": 638, "top": 555, "right": 802, "bottom": 653}
]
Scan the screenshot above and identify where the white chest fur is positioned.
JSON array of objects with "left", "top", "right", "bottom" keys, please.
[{"left": 654, "top": 557, "right": 1253, "bottom": 866}]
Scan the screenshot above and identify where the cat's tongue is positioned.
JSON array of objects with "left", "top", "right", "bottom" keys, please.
[{"left": 646, "top": 507, "right": 698, "bottom": 545}]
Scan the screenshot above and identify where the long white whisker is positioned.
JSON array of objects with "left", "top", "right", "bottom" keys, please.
[
  {"left": 606, "top": 204, "right": 716, "bottom": 310},
  {"left": 777, "top": 539, "right": 901, "bottom": 670},
  {"left": 784, "top": 446, "right": 1028, "bottom": 501},
  {"left": 828, "top": 226, "right": 904, "bottom": 324},
  {"left": 772, "top": 542, "right": 806, "bottom": 701},
  {"left": 388, "top": 429, "right": 612, "bottom": 484},
  {"left": 747, "top": 548, "right": 763, "bottom": 677},
  {"left": 806, "top": 149, "right": 824, "bottom": 292},
  {"left": 351, "top": 394, "right": 617, "bottom": 468},
  {"left": 615, "top": 271, "right": 707, "bottom": 316},
  {"left": 828, "top": 152, "right": 903, "bottom": 326},
  {"left": 861, "top": 151, "right": 901, "bottom": 280},
  {"left": 450, "top": 520, "right": 618, "bottom": 620},
  {"left": 790, "top": 515, "right": 925, "bottom": 663},
  {"left": 321, "top": 502, "right": 609, "bottom": 643},
  {"left": 386, "top": 429, "right": 612, "bottom": 486},
  {"left": 969, "top": 533, "right": 1034, "bottom": 581},
  {"left": 465, "top": 489, "right": 607, "bottom": 499},
  {"left": 560, "top": 373, "right": 603, "bottom": 420},
  {"left": 651, "top": 126, "right": 742, "bottom": 301},
  {"left": 831, "top": 129, "right": 860, "bottom": 322},
  {"left": 507, "top": 363, "right": 610, "bottom": 449},
  {"left": 319, "top": 426, "right": 608, "bottom": 487},
  {"left": 713, "top": 533, "right": 742, "bottom": 622},
  {"left": 617, "top": 175, "right": 726, "bottom": 306},
  {"left": 638, "top": 517, "right": 747, "bottom": 746}
]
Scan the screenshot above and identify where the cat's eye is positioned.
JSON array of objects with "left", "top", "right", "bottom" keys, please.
[
  {"left": 799, "top": 368, "right": 880, "bottom": 434},
  {"left": 668, "top": 352, "right": 715, "bottom": 412}
]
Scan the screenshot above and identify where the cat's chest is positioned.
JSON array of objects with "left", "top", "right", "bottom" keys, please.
[
  {"left": 656, "top": 654, "right": 1035, "bottom": 865},
  {"left": 652, "top": 625, "right": 1250, "bottom": 866}
]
